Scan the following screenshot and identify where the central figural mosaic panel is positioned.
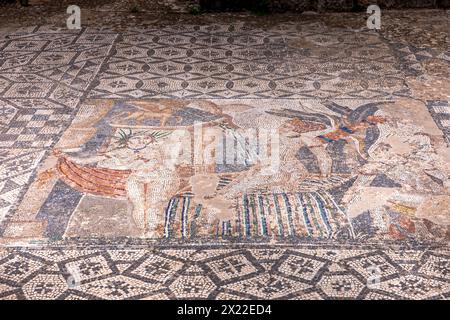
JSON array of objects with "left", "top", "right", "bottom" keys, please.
[{"left": 4, "top": 98, "right": 449, "bottom": 243}]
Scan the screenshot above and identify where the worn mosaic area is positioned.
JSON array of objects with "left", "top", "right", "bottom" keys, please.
[{"left": 0, "top": 12, "right": 450, "bottom": 299}]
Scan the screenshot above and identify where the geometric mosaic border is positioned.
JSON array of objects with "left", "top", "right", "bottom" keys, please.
[{"left": 0, "top": 244, "right": 449, "bottom": 300}]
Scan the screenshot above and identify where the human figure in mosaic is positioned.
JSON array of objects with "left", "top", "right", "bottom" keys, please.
[{"left": 54, "top": 100, "right": 247, "bottom": 237}]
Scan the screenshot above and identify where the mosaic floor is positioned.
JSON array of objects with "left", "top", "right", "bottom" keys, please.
[{"left": 0, "top": 11, "right": 449, "bottom": 299}]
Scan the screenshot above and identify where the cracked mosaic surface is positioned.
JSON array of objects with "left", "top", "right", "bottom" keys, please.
[{"left": 0, "top": 11, "right": 449, "bottom": 299}]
